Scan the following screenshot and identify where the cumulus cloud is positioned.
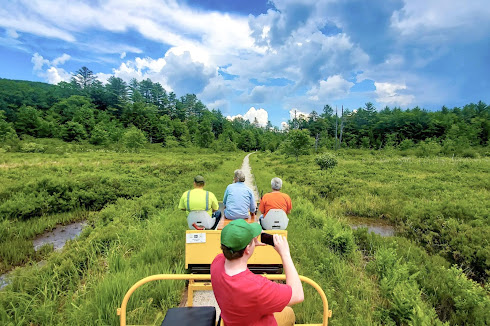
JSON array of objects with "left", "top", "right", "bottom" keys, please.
[
  {"left": 3, "top": 0, "right": 489, "bottom": 121},
  {"left": 51, "top": 53, "right": 71, "bottom": 66},
  {"left": 307, "top": 75, "right": 354, "bottom": 101},
  {"left": 289, "top": 108, "right": 309, "bottom": 120},
  {"left": 206, "top": 99, "right": 230, "bottom": 112},
  {"left": 227, "top": 107, "right": 269, "bottom": 127},
  {"left": 31, "top": 53, "right": 50, "bottom": 71},
  {"left": 391, "top": 0, "right": 490, "bottom": 40},
  {"left": 45, "top": 66, "right": 71, "bottom": 84},
  {"left": 161, "top": 51, "right": 216, "bottom": 95},
  {"left": 31, "top": 52, "right": 71, "bottom": 84},
  {"left": 375, "top": 82, "right": 414, "bottom": 106}
]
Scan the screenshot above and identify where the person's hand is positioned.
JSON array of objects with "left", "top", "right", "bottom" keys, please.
[
  {"left": 273, "top": 234, "right": 291, "bottom": 258},
  {"left": 254, "top": 236, "right": 266, "bottom": 247}
]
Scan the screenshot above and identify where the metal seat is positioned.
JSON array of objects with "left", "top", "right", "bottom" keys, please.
[
  {"left": 261, "top": 209, "right": 289, "bottom": 230},
  {"left": 187, "top": 211, "right": 216, "bottom": 230}
]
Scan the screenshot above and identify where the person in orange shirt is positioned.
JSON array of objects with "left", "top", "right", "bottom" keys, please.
[{"left": 259, "top": 177, "right": 292, "bottom": 227}]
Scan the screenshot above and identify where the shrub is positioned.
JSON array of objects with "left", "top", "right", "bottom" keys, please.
[
  {"left": 416, "top": 138, "right": 441, "bottom": 157},
  {"left": 20, "top": 142, "right": 45, "bottom": 153},
  {"left": 315, "top": 153, "right": 338, "bottom": 170},
  {"left": 122, "top": 126, "right": 147, "bottom": 152},
  {"left": 398, "top": 139, "right": 414, "bottom": 151}
]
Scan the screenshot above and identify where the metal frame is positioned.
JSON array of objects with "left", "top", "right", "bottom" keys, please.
[{"left": 117, "top": 274, "right": 332, "bottom": 326}]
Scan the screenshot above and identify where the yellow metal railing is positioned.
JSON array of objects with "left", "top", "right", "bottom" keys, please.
[{"left": 117, "top": 274, "right": 332, "bottom": 326}]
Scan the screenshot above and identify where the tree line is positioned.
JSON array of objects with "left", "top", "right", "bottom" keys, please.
[
  {"left": 0, "top": 67, "right": 284, "bottom": 152},
  {"left": 0, "top": 66, "right": 489, "bottom": 154}
]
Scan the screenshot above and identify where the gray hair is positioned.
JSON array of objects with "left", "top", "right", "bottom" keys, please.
[
  {"left": 271, "top": 177, "right": 282, "bottom": 190},
  {"left": 234, "top": 169, "right": 246, "bottom": 182}
]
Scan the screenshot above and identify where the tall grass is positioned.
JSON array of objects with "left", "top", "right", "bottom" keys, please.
[
  {"left": 250, "top": 151, "right": 490, "bottom": 325},
  {"left": 0, "top": 148, "right": 243, "bottom": 325}
]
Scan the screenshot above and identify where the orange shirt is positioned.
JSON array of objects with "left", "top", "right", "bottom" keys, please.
[{"left": 259, "top": 192, "right": 292, "bottom": 217}]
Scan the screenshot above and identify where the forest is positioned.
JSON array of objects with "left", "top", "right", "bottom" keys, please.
[{"left": 1, "top": 67, "right": 489, "bottom": 156}]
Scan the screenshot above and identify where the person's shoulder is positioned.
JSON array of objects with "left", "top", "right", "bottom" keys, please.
[
  {"left": 280, "top": 192, "right": 291, "bottom": 199},
  {"left": 211, "top": 253, "right": 225, "bottom": 266}
]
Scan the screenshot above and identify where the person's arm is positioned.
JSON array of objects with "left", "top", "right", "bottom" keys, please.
[
  {"left": 286, "top": 195, "right": 292, "bottom": 214},
  {"left": 223, "top": 187, "right": 229, "bottom": 207},
  {"left": 273, "top": 234, "right": 304, "bottom": 305},
  {"left": 259, "top": 196, "right": 265, "bottom": 215},
  {"left": 211, "top": 193, "right": 219, "bottom": 212},
  {"left": 250, "top": 190, "right": 257, "bottom": 215}
]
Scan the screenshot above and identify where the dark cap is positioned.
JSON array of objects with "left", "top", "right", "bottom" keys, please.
[{"left": 194, "top": 175, "right": 205, "bottom": 183}]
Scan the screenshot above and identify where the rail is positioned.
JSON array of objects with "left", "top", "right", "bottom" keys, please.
[{"left": 117, "top": 274, "right": 332, "bottom": 326}]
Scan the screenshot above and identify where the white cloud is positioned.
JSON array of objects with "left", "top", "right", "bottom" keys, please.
[
  {"left": 51, "top": 53, "right": 71, "bottom": 66},
  {"left": 135, "top": 57, "right": 166, "bottom": 72},
  {"left": 307, "top": 75, "right": 354, "bottom": 101},
  {"left": 289, "top": 108, "right": 310, "bottom": 120},
  {"left": 95, "top": 72, "right": 113, "bottom": 84},
  {"left": 375, "top": 82, "right": 414, "bottom": 106},
  {"left": 31, "top": 53, "right": 72, "bottom": 84},
  {"left": 206, "top": 99, "right": 229, "bottom": 112},
  {"left": 391, "top": 0, "right": 490, "bottom": 40},
  {"left": 120, "top": 52, "right": 126, "bottom": 59},
  {"left": 31, "top": 53, "right": 50, "bottom": 71},
  {"left": 227, "top": 107, "right": 269, "bottom": 127},
  {"left": 45, "top": 66, "right": 71, "bottom": 84}
]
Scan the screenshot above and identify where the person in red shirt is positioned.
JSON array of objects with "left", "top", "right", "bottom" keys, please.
[
  {"left": 211, "top": 219, "right": 304, "bottom": 326},
  {"left": 259, "top": 178, "right": 292, "bottom": 226}
]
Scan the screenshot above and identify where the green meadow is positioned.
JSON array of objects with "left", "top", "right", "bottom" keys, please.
[{"left": 0, "top": 147, "right": 489, "bottom": 325}]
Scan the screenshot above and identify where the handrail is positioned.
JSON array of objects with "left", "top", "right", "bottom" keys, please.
[{"left": 117, "top": 274, "right": 332, "bottom": 326}]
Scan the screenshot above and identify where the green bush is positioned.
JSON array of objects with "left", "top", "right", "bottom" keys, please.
[
  {"left": 399, "top": 139, "right": 414, "bottom": 151},
  {"left": 20, "top": 142, "right": 46, "bottom": 153},
  {"left": 315, "top": 153, "right": 338, "bottom": 170},
  {"left": 123, "top": 126, "right": 147, "bottom": 152}
]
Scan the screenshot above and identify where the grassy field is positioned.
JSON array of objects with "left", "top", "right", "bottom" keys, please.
[
  {"left": 0, "top": 147, "right": 243, "bottom": 325},
  {"left": 1, "top": 148, "right": 489, "bottom": 325},
  {"left": 250, "top": 150, "right": 490, "bottom": 325}
]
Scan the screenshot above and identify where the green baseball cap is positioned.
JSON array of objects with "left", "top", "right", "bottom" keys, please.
[
  {"left": 221, "top": 219, "right": 262, "bottom": 252},
  {"left": 194, "top": 175, "right": 205, "bottom": 183}
]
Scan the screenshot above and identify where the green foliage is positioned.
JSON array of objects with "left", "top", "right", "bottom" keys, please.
[
  {"left": 19, "top": 142, "right": 46, "bottom": 153},
  {"left": 282, "top": 129, "right": 314, "bottom": 160},
  {"left": 416, "top": 138, "right": 442, "bottom": 157},
  {"left": 399, "top": 138, "right": 414, "bottom": 150},
  {"left": 62, "top": 121, "right": 87, "bottom": 142},
  {"left": 315, "top": 153, "right": 338, "bottom": 170},
  {"left": 122, "top": 126, "right": 147, "bottom": 152},
  {"left": 0, "top": 110, "right": 18, "bottom": 143}
]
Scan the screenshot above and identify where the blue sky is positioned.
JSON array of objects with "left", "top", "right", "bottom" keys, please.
[{"left": 0, "top": 0, "right": 489, "bottom": 128}]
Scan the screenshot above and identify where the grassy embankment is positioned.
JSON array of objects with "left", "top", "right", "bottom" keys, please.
[
  {"left": 250, "top": 150, "right": 489, "bottom": 325},
  {"left": 0, "top": 147, "right": 243, "bottom": 325}
]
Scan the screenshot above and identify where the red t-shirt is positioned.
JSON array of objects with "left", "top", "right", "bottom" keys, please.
[
  {"left": 211, "top": 254, "right": 292, "bottom": 326},
  {"left": 259, "top": 192, "right": 292, "bottom": 217}
]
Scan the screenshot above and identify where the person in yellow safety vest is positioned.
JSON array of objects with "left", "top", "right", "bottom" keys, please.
[{"left": 178, "top": 175, "right": 221, "bottom": 229}]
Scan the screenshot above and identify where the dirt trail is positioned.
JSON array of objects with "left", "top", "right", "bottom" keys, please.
[
  {"left": 185, "top": 152, "right": 260, "bottom": 318},
  {"left": 241, "top": 152, "right": 260, "bottom": 201}
]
